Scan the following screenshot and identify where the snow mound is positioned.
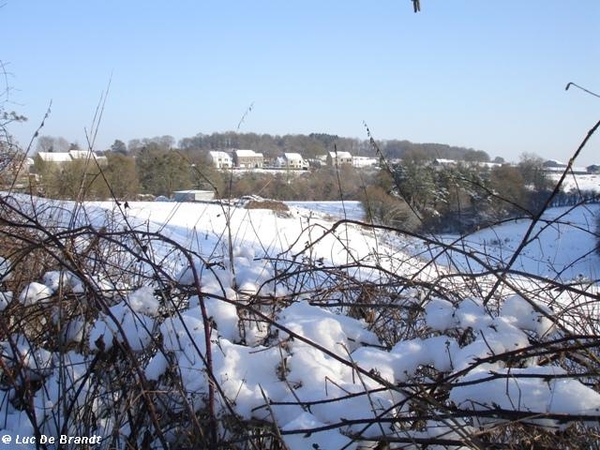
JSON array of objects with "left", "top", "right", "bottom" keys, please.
[{"left": 1, "top": 197, "right": 599, "bottom": 448}]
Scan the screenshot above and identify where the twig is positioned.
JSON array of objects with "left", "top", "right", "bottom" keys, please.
[
  {"left": 565, "top": 82, "right": 600, "bottom": 99},
  {"left": 483, "top": 118, "right": 600, "bottom": 305}
]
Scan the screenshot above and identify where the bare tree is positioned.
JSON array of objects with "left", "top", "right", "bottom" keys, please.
[
  {"left": 0, "top": 60, "right": 27, "bottom": 186},
  {"left": 36, "top": 135, "right": 70, "bottom": 153}
]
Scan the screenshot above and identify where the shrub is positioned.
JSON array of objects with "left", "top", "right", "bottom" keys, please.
[{"left": 1, "top": 191, "right": 599, "bottom": 449}]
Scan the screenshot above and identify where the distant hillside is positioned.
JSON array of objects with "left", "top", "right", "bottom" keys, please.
[
  {"left": 378, "top": 139, "right": 491, "bottom": 162},
  {"left": 174, "top": 131, "right": 491, "bottom": 162}
]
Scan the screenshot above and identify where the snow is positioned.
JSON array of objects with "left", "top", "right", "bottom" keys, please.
[
  {"left": 0, "top": 291, "right": 12, "bottom": 311},
  {"left": 43, "top": 270, "right": 86, "bottom": 294},
  {"left": 18, "top": 281, "right": 53, "bottom": 305},
  {"left": 0, "top": 255, "right": 12, "bottom": 281},
  {"left": 281, "top": 412, "right": 355, "bottom": 450},
  {"left": 501, "top": 294, "right": 554, "bottom": 336},
  {"left": 548, "top": 172, "right": 600, "bottom": 193},
  {"left": 425, "top": 297, "right": 457, "bottom": 331},
  {"left": 278, "top": 301, "right": 380, "bottom": 354},
  {"left": 127, "top": 285, "right": 161, "bottom": 316},
  {"left": 89, "top": 301, "right": 155, "bottom": 352},
  {"left": 450, "top": 365, "right": 600, "bottom": 429},
  {"left": 429, "top": 204, "right": 600, "bottom": 282},
  {"left": 286, "top": 200, "right": 365, "bottom": 221},
  {"left": 0, "top": 193, "right": 599, "bottom": 447}
]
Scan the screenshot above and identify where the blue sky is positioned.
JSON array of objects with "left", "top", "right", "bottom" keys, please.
[{"left": 1, "top": 1, "right": 598, "bottom": 164}]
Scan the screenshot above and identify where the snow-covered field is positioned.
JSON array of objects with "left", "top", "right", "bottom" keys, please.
[
  {"left": 434, "top": 204, "right": 600, "bottom": 281},
  {"left": 286, "top": 200, "right": 366, "bottom": 221},
  {"left": 548, "top": 172, "right": 600, "bottom": 193},
  {"left": 1, "top": 194, "right": 599, "bottom": 449}
]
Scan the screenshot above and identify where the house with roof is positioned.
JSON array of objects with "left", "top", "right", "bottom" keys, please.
[
  {"left": 69, "top": 150, "right": 107, "bottom": 164},
  {"left": 542, "top": 159, "right": 588, "bottom": 174},
  {"left": 542, "top": 159, "right": 566, "bottom": 171},
  {"left": 326, "top": 151, "right": 353, "bottom": 167},
  {"left": 36, "top": 152, "right": 73, "bottom": 165},
  {"left": 233, "top": 149, "right": 264, "bottom": 168},
  {"left": 352, "top": 156, "right": 378, "bottom": 168},
  {"left": 587, "top": 164, "right": 600, "bottom": 174},
  {"left": 36, "top": 150, "right": 107, "bottom": 166},
  {"left": 276, "top": 152, "right": 308, "bottom": 170},
  {"left": 432, "top": 158, "right": 457, "bottom": 167},
  {"left": 208, "top": 151, "right": 233, "bottom": 169}
]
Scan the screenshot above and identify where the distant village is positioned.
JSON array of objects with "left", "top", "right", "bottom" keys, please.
[
  {"left": 204, "top": 149, "right": 379, "bottom": 170},
  {"left": 29, "top": 148, "right": 379, "bottom": 171},
  {"left": 10, "top": 147, "right": 598, "bottom": 202},
  {"left": 30, "top": 148, "right": 599, "bottom": 174}
]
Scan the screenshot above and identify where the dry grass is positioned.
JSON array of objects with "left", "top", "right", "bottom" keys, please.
[{"left": 244, "top": 198, "right": 290, "bottom": 212}]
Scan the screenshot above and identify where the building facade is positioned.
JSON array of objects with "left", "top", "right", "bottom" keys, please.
[
  {"left": 233, "top": 149, "right": 264, "bottom": 168},
  {"left": 277, "top": 152, "right": 308, "bottom": 169},
  {"left": 327, "top": 151, "right": 353, "bottom": 166},
  {"left": 208, "top": 151, "right": 233, "bottom": 169}
]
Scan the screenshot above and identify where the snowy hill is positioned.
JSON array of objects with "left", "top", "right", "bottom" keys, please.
[
  {"left": 548, "top": 172, "right": 600, "bottom": 193},
  {"left": 0, "top": 194, "right": 599, "bottom": 449},
  {"left": 434, "top": 204, "right": 600, "bottom": 282}
]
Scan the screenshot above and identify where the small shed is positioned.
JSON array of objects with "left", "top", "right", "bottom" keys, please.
[{"left": 173, "top": 190, "right": 215, "bottom": 202}]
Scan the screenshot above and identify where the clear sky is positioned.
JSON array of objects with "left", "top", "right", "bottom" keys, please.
[{"left": 1, "top": 1, "right": 598, "bottom": 164}]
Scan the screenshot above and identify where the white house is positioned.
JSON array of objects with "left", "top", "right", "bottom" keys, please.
[
  {"left": 542, "top": 159, "right": 588, "bottom": 174},
  {"left": 277, "top": 153, "right": 308, "bottom": 170},
  {"left": 69, "top": 150, "right": 108, "bottom": 165},
  {"left": 432, "top": 158, "right": 457, "bottom": 167},
  {"left": 352, "top": 156, "right": 378, "bottom": 168},
  {"left": 36, "top": 150, "right": 107, "bottom": 166},
  {"left": 233, "top": 149, "right": 264, "bottom": 168},
  {"left": 36, "top": 152, "right": 73, "bottom": 164},
  {"left": 327, "top": 151, "right": 353, "bottom": 166},
  {"left": 208, "top": 151, "right": 233, "bottom": 169}
]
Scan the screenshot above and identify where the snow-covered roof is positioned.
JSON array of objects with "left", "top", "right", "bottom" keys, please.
[
  {"left": 284, "top": 152, "right": 303, "bottom": 161},
  {"left": 37, "top": 151, "right": 105, "bottom": 163},
  {"left": 329, "top": 151, "right": 352, "bottom": 159},
  {"left": 209, "top": 151, "right": 231, "bottom": 159},
  {"left": 69, "top": 150, "right": 94, "bottom": 159},
  {"left": 543, "top": 159, "right": 567, "bottom": 167},
  {"left": 434, "top": 158, "right": 456, "bottom": 165},
  {"left": 544, "top": 165, "right": 588, "bottom": 174},
  {"left": 36, "top": 152, "right": 73, "bottom": 163},
  {"left": 352, "top": 156, "right": 378, "bottom": 167},
  {"left": 234, "top": 149, "right": 262, "bottom": 157}
]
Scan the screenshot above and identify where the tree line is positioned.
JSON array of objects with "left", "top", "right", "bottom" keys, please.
[
  {"left": 31, "top": 136, "right": 598, "bottom": 236},
  {"left": 362, "top": 153, "right": 599, "bottom": 234},
  {"left": 31, "top": 144, "right": 371, "bottom": 202},
  {"left": 124, "top": 131, "right": 493, "bottom": 162},
  {"left": 27, "top": 131, "right": 494, "bottom": 203},
  {"left": 29, "top": 133, "right": 600, "bottom": 235}
]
